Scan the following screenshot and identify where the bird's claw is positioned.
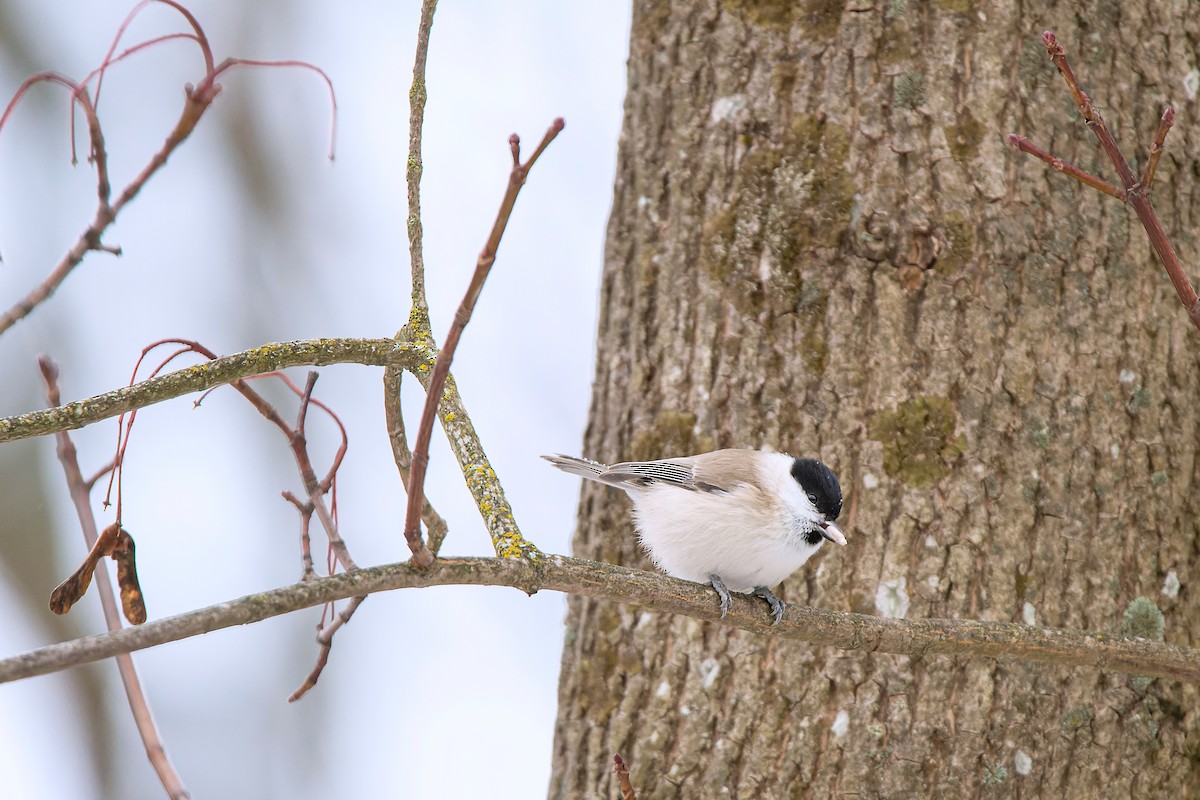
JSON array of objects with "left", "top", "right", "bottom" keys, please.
[
  {"left": 709, "top": 574, "right": 733, "bottom": 618},
  {"left": 710, "top": 577, "right": 786, "bottom": 625},
  {"left": 753, "top": 585, "right": 786, "bottom": 626}
]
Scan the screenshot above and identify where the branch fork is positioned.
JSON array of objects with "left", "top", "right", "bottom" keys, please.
[
  {"left": 1009, "top": 30, "right": 1198, "bottom": 327},
  {"left": 400, "top": 117, "right": 564, "bottom": 568}
]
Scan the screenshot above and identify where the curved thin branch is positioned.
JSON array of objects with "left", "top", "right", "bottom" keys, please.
[
  {"left": 2, "top": 555, "right": 1197, "bottom": 687},
  {"left": 0, "top": 78, "right": 216, "bottom": 337},
  {"left": 0, "top": 337, "right": 416, "bottom": 444},
  {"left": 40, "top": 357, "right": 189, "bottom": 799},
  {"left": 382, "top": 368, "right": 449, "bottom": 555}
]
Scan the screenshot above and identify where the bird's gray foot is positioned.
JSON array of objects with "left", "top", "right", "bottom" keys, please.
[
  {"left": 753, "top": 585, "right": 786, "bottom": 626},
  {"left": 709, "top": 574, "right": 733, "bottom": 618}
]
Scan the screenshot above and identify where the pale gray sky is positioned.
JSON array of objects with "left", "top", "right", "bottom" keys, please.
[{"left": 0, "top": 1, "right": 630, "bottom": 796}]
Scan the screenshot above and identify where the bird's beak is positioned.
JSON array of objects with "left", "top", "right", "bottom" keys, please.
[{"left": 819, "top": 521, "right": 847, "bottom": 546}]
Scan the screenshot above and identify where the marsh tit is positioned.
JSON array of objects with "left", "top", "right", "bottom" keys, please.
[{"left": 543, "top": 449, "right": 846, "bottom": 625}]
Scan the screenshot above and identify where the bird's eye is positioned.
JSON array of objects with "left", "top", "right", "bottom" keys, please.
[{"left": 807, "top": 493, "right": 818, "bottom": 503}]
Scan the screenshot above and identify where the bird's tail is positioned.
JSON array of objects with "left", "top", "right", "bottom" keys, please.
[{"left": 541, "top": 453, "right": 612, "bottom": 482}]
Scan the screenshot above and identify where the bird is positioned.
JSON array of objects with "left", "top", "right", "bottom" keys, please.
[{"left": 542, "top": 449, "right": 846, "bottom": 625}]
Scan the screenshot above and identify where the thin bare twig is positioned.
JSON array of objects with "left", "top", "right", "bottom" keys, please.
[
  {"left": 383, "top": 369, "right": 450, "bottom": 555},
  {"left": 402, "top": 118, "right": 564, "bottom": 565},
  {"left": 388, "top": 0, "right": 443, "bottom": 568},
  {"left": 1010, "top": 31, "right": 1200, "bottom": 327},
  {"left": 83, "top": 459, "right": 117, "bottom": 491},
  {"left": 282, "top": 491, "right": 318, "bottom": 581},
  {"left": 38, "top": 356, "right": 189, "bottom": 800},
  {"left": 3, "top": 555, "right": 1198, "bottom": 687},
  {"left": 213, "top": 365, "right": 361, "bottom": 593},
  {"left": 1141, "top": 106, "right": 1175, "bottom": 190},
  {"left": 106, "top": 342, "right": 364, "bottom": 699},
  {"left": 1006, "top": 135, "right": 1126, "bottom": 200},
  {"left": 283, "top": 372, "right": 366, "bottom": 701},
  {"left": 272, "top": 370, "right": 348, "bottom": 493},
  {"left": 0, "top": 79, "right": 214, "bottom": 336},
  {"left": 215, "top": 365, "right": 364, "bottom": 699},
  {"left": 0, "top": 80, "right": 119, "bottom": 334},
  {"left": 406, "top": 0, "right": 438, "bottom": 312},
  {"left": 287, "top": 594, "right": 366, "bottom": 702},
  {"left": 274, "top": 373, "right": 351, "bottom": 565},
  {"left": 0, "top": 1, "right": 337, "bottom": 336},
  {"left": 383, "top": 0, "right": 450, "bottom": 556}
]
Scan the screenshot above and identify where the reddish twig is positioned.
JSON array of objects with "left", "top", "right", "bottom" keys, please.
[
  {"left": 196, "top": 370, "right": 347, "bottom": 493},
  {"left": 1141, "top": 106, "right": 1174, "bottom": 190},
  {"left": 92, "top": 0, "right": 212, "bottom": 111},
  {"left": 1006, "top": 135, "right": 1126, "bottom": 200},
  {"left": 274, "top": 371, "right": 348, "bottom": 492},
  {"left": 283, "top": 372, "right": 353, "bottom": 568},
  {"left": 284, "top": 374, "right": 366, "bottom": 700},
  {"left": 287, "top": 594, "right": 366, "bottom": 702},
  {"left": 227, "top": 59, "right": 337, "bottom": 160},
  {"left": 401, "top": 118, "right": 564, "bottom": 566},
  {"left": 105, "top": 343, "right": 198, "bottom": 515},
  {"left": 38, "top": 356, "right": 189, "bottom": 800},
  {"left": 1010, "top": 31, "right": 1199, "bottom": 327},
  {"left": 112, "top": 341, "right": 355, "bottom": 569},
  {"left": 266, "top": 370, "right": 363, "bottom": 699},
  {"left": 282, "top": 491, "right": 317, "bottom": 581},
  {"left": 0, "top": 72, "right": 96, "bottom": 168},
  {"left": 614, "top": 754, "right": 637, "bottom": 800},
  {"left": 0, "top": 1, "right": 337, "bottom": 336},
  {"left": 99, "top": 339, "right": 363, "bottom": 698},
  {"left": 278, "top": 372, "right": 354, "bottom": 572},
  {"left": 84, "top": 459, "right": 117, "bottom": 491}
]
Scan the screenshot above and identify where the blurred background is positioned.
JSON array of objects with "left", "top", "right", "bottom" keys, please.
[{"left": 0, "top": 1, "right": 630, "bottom": 796}]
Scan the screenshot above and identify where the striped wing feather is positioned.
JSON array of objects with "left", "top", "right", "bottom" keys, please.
[{"left": 603, "top": 457, "right": 732, "bottom": 494}]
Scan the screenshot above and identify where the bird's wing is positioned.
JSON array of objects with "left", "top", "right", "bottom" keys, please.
[{"left": 601, "top": 457, "right": 732, "bottom": 494}]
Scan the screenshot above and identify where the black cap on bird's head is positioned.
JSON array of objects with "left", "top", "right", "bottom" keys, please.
[
  {"left": 790, "top": 458, "right": 845, "bottom": 546},
  {"left": 790, "top": 458, "right": 842, "bottom": 519}
]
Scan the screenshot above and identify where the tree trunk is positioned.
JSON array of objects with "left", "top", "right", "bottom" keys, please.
[{"left": 550, "top": 1, "right": 1200, "bottom": 797}]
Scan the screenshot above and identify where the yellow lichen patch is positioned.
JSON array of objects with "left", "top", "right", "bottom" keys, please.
[
  {"left": 869, "top": 396, "right": 965, "bottom": 486},
  {"left": 496, "top": 535, "right": 541, "bottom": 560}
]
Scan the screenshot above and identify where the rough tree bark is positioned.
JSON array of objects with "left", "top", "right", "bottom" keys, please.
[{"left": 550, "top": 2, "right": 1200, "bottom": 797}]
